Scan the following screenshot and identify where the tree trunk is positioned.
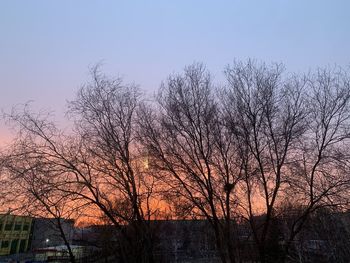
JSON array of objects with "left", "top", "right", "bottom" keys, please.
[{"left": 56, "top": 218, "right": 75, "bottom": 263}]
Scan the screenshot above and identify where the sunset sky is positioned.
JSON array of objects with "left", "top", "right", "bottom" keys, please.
[{"left": 1, "top": 0, "right": 350, "bottom": 144}]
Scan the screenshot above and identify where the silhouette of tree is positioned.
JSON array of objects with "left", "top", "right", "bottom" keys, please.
[
  {"left": 2, "top": 66, "right": 159, "bottom": 263},
  {"left": 139, "top": 63, "right": 242, "bottom": 263}
]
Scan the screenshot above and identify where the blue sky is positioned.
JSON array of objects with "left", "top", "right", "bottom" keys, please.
[{"left": 0, "top": 0, "right": 349, "bottom": 143}]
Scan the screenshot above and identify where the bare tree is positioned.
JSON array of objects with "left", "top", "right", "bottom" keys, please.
[
  {"left": 223, "top": 61, "right": 350, "bottom": 262},
  {"left": 0, "top": 115, "right": 79, "bottom": 262},
  {"left": 2, "top": 66, "right": 159, "bottom": 263},
  {"left": 223, "top": 60, "right": 308, "bottom": 262},
  {"left": 138, "top": 63, "right": 242, "bottom": 263},
  {"left": 281, "top": 67, "right": 350, "bottom": 261}
]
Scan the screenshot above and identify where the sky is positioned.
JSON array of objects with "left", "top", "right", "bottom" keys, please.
[{"left": 0, "top": 0, "right": 350, "bottom": 144}]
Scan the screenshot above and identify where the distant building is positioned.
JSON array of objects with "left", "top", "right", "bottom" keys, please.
[
  {"left": 31, "top": 218, "right": 75, "bottom": 250},
  {"left": 0, "top": 214, "right": 33, "bottom": 256},
  {"left": 0, "top": 214, "right": 74, "bottom": 257},
  {"left": 34, "top": 245, "right": 87, "bottom": 262},
  {"left": 153, "top": 220, "right": 218, "bottom": 262}
]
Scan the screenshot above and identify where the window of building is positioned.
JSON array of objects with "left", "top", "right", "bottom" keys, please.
[
  {"left": 1, "top": 240, "right": 9, "bottom": 248},
  {"left": 14, "top": 223, "right": 22, "bottom": 231},
  {"left": 10, "top": 239, "right": 19, "bottom": 254},
  {"left": 5, "top": 223, "right": 13, "bottom": 231},
  {"left": 19, "top": 240, "right": 26, "bottom": 253}
]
